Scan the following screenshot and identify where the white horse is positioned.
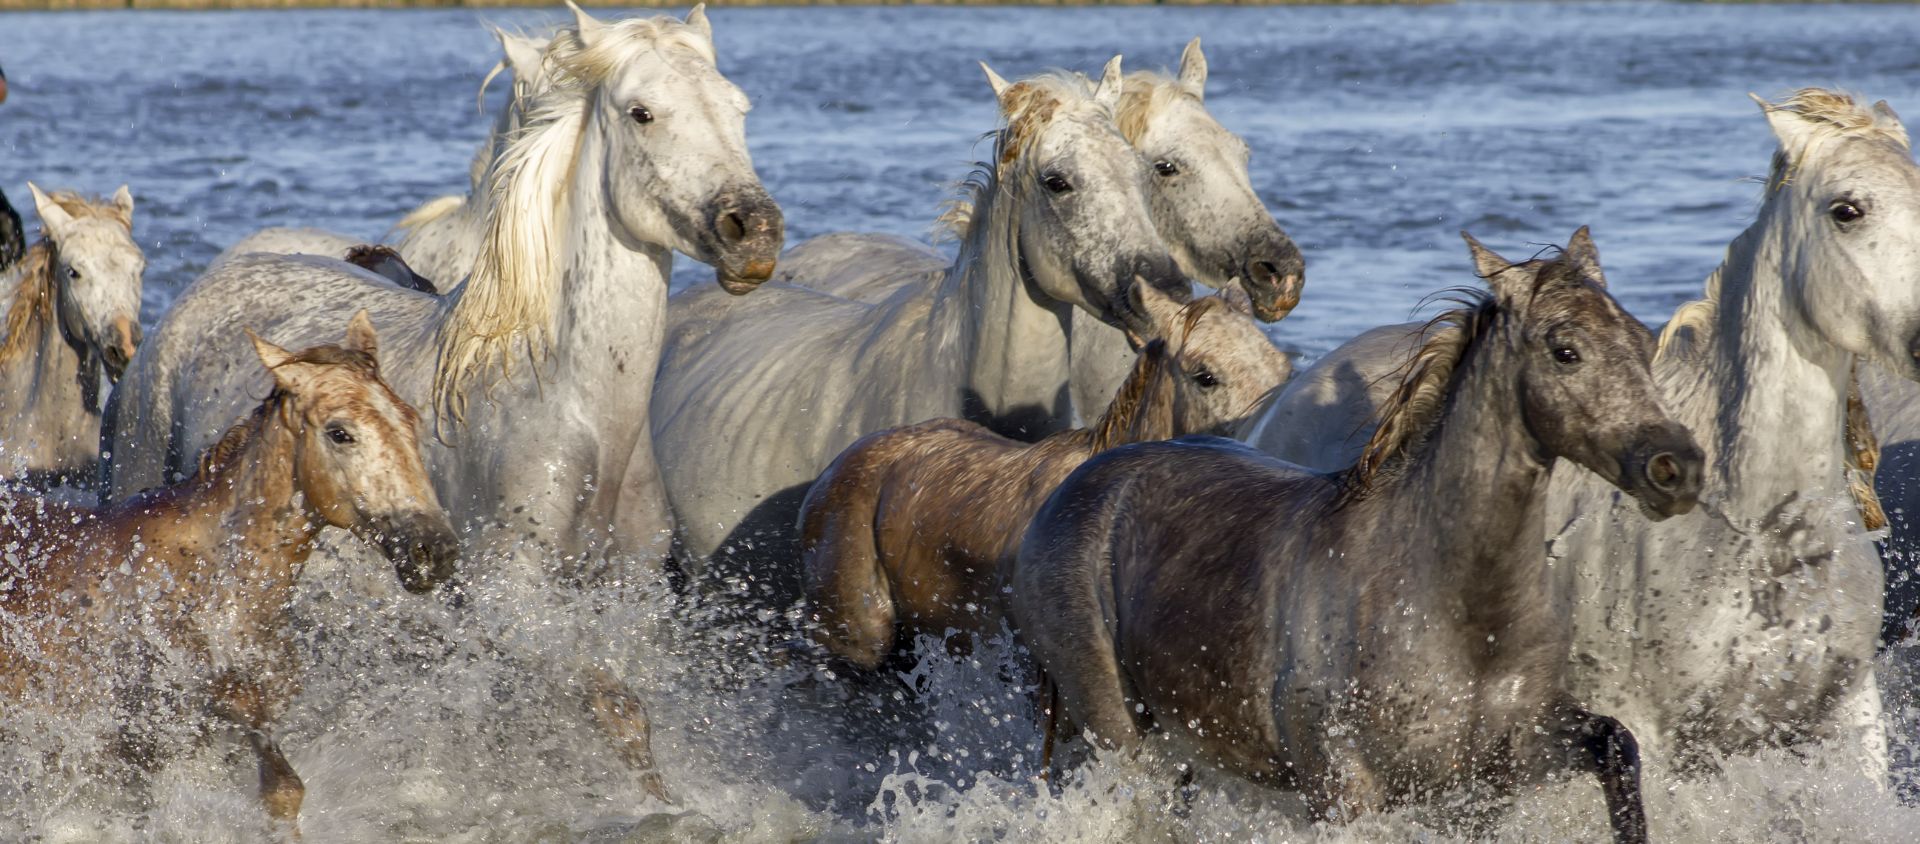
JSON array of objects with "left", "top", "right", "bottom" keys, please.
[
  {"left": 0, "top": 184, "right": 143, "bottom": 486},
  {"left": 1247, "top": 90, "right": 1920, "bottom": 777},
  {"left": 648, "top": 60, "right": 1191, "bottom": 595},
  {"left": 105, "top": 4, "right": 782, "bottom": 567},
  {"left": 775, "top": 39, "right": 1304, "bottom": 423},
  {"left": 216, "top": 26, "right": 554, "bottom": 282}
]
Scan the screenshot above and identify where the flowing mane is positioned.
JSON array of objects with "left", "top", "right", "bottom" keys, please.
[
  {"left": 431, "top": 13, "right": 709, "bottom": 429},
  {"left": 1341, "top": 291, "right": 1497, "bottom": 500},
  {"left": 1659, "top": 89, "right": 1910, "bottom": 358},
  {"left": 0, "top": 192, "right": 131, "bottom": 369},
  {"left": 1113, "top": 70, "right": 1195, "bottom": 148}
]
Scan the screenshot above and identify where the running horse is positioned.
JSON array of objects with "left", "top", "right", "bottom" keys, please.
[{"left": 0, "top": 313, "right": 458, "bottom": 832}]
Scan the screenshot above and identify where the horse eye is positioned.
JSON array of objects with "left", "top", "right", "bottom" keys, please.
[
  {"left": 1042, "top": 174, "right": 1073, "bottom": 194},
  {"left": 628, "top": 105, "right": 654, "bottom": 125},
  {"left": 1553, "top": 347, "right": 1581, "bottom": 365},
  {"left": 326, "top": 426, "right": 356, "bottom": 445},
  {"left": 1830, "top": 200, "right": 1865, "bottom": 225},
  {"left": 1153, "top": 160, "right": 1180, "bottom": 177},
  {"left": 1192, "top": 367, "right": 1220, "bottom": 388},
  {"left": 66, "top": 267, "right": 81, "bottom": 281}
]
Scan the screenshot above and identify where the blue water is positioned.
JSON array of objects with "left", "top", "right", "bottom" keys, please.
[
  {"left": 4, "top": 4, "right": 1920, "bottom": 841},
  {"left": 5, "top": 3, "right": 1920, "bottom": 355}
]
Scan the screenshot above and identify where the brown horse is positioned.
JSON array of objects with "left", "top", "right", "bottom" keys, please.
[
  {"left": 0, "top": 312, "right": 458, "bottom": 830},
  {"left": 1009, "top": 231, "right": 1703, "bottom": 843},
  {"left": 799, "top": 288, "right": 1289, "bottom": 670}
]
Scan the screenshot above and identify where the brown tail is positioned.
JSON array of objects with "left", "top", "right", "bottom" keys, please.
[{"left": 798, "top": 440, "right": 898, "bottom": 670}]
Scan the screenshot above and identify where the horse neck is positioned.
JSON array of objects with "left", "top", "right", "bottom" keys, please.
[
  {"left": 1379, "top": 330, "right": 1553, "bottom": 609},
  {"left": 0, "top": 253, "right": 92, "bottom": 418},
  {"left": 927, "top": 176, "right": 1074, "bottom": 436},
  {"left": 551, "top": 113, "right": 672, "bottom": 387},
  {"left": 192, "top": 406, "right": 319, "bottom": 608},
  {"left": 1686, "top": 212, "right": 1851, "bottom": 503}
]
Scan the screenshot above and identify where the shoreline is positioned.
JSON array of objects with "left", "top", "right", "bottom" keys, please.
[{"left": 5, "top": 0, "right": 1452, "bottom": 10}]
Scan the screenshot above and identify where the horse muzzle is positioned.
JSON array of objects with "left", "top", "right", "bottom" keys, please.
[
  {"left": 102, "top": 317, "right": 141, "bottom": 382},
  {"left": 708, "top": 190, "right": 784, "bottom": 296},
  {"left": 368, "top": 513, "right": 461, "bottom": 594},
  {"left": 1236, "top": 235, "right": 1306, "bottom": 323},
  {"left": 1624, "top": 433, "right": 1704, "bottom": 520}
]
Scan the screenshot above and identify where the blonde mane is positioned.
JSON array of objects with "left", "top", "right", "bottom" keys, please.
[
  {"left": 1091, "top": 338, "right": 1176, "bottom": 452},
  {"left": 0, "top": 192, "right": 131, "bottom": 370},
  {"left": 430, "top": 13, "right": 710, "bottom": 429},
  {"left": 1659, "top": 89, "right": 1910, "bottom": 358},
  {"left": 1342, "top": 292, "right": 1497, "bottom": 500},
  {"left": 1113, "top": 70, "right": 1196, "bottom": 148}
]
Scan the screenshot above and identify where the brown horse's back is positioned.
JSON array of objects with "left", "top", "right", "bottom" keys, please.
[{"left": 800, "top": 418, "right": 1095, "bottom": 667}]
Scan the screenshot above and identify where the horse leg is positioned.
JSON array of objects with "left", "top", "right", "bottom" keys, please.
[
  {"left": 799, "top": 452, "right": 897, "bottom": 670},
  {"left": 611, "top": 430, "right": 677, "bottom": 576},
  {"left": 1551, "top": 704, "right": 1648, "bottom": 844},
  {"left": 585, "top": 667, "right": 673, "bottom": 804},
  {"left": 1038, "top": 670, "right": 1058, "bottom": 782},
  {"left": 1826, "top": 670, "right": 1889, "bottom": 787},
  {"left": 210, "top": 671, "right": 304, "bottom": 831}
]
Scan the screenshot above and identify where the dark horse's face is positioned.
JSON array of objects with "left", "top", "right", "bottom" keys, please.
[{"left": 1472, "top": 228, "right": 1704, "bottom": 520}]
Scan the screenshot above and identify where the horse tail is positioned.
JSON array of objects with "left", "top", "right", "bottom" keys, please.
[{"left": 798, "top": 436, "right": 899, "bottom": 670}]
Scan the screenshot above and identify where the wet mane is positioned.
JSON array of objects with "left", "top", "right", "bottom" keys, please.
[
  {"left": 431, "top": 13, "right": 709, "bottom": 429},
  {"left": 1091, "top": 338, "right": 1176, "bottom": 452},
  {"left": 0, "top": 192, "right": 131, "bottom": 369},
  {"left": 1659, "top": 90, "right": 1907, "bottom": 359},
  {"left": 1341, "top": 290, "right": 1499, "bottom": 500}
]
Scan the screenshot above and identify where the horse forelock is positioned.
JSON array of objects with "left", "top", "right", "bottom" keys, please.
[
  {"left": 1342, "top": 290, "right": 1498, "bottom": 501},
  {"left": 200, "top": 344, "right": 416, "bottom": 482},
  {"left": 1115, "top": 70, "right": 1198, "bottom": 147},
  {"left": 1764, "top": 89, "right": 1910, "bottom": 194},
  {"left": 547, "top": 13, "right": 715, "bottom": 85}
]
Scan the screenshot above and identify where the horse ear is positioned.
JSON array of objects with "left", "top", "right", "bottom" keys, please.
[
  {"left": 1462, "top": 231, "right": 1522, "bottom": 297},
  {"left": 1178, "top": 37, "right": 1207, "bottom": 101},
  {"left": 1094, "top": 55, "right": 1124, "bottom": 113},
  {"left": 344, "top": 310, "right": 379, "bottom": 362},
  {"left": 1753, "top": 93, "right": 1819, "bottom": 156},
  {"left": 980, "top": 62, "right": 1011, "bottom": 99},
  {"left": 1218, "top": 286, "right": 1254, "bottom": 317},
  {"left": 685, "top": 3, "right": 714, "bottom": 45},
  {"left": 28, "top": 182, "right": 73, "bottom": 238},
  {"left": 498, "top": 32, "right": 546, "bottom": 79},
  {"left": 1873, "top": 99, "right": 1911, "bottom": 148},
  {"left": 112, "top": 185, "right": 135, "bottom": 225},
  {"left": 247, "top": 329, "right": 296, "bottom": 378},
  {"left": 1566, "top": 226, "right": 1606, "bottom": 289},
  {"left": 566, "top": 0, "right": 605, "bottom": 46},
  {"left": 1131, "top": 277, "right": 1186, "bottom": 341}
]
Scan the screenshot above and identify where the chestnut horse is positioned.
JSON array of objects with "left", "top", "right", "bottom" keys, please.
[{"left": 0, "top": 313, "right": 458, "bottom": 831}]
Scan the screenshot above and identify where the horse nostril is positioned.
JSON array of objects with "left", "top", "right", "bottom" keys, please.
[
  {"left": 719, "top": 210, "right": 748, "bottom": 244},
  {"left": 1647, "top": 453, "right": 1682, "bottom": 491},
  {"left": 1254, "top": 261, "right": 1281, "bottom": 283}
]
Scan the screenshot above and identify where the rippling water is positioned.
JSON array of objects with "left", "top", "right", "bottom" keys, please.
[{"left": 4, "top": 3, "right": 1920, "bottom": 841}]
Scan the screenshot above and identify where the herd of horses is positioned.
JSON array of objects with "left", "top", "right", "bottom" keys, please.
[{"left": 2, "top": 3, "right": 1918, "bottom": 840}]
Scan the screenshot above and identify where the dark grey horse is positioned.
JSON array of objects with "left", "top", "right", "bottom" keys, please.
[{"left": 1009, "top": 230, "right": 1702, "bottom": 844}]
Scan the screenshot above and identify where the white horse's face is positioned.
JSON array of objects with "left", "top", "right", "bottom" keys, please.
[
  {"left": 588, "top": 11, "right": 782, "bottom": 294},
  {"left": 1000, "top": 59, "right": 1190, "bottom": 339},
  {"left": 30, "top": 183, "right": 143, "bottom": 380},
  {"left": 1127, "top": 43, "right": 1304, "bottom": 322},
  {"left": 1769, "top": 98, "right": 1920, "bottom": 379}
]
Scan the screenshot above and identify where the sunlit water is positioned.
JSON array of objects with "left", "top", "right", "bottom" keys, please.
[{"left": 2, "top": 2, "right": 1920, "bottom": 841}]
